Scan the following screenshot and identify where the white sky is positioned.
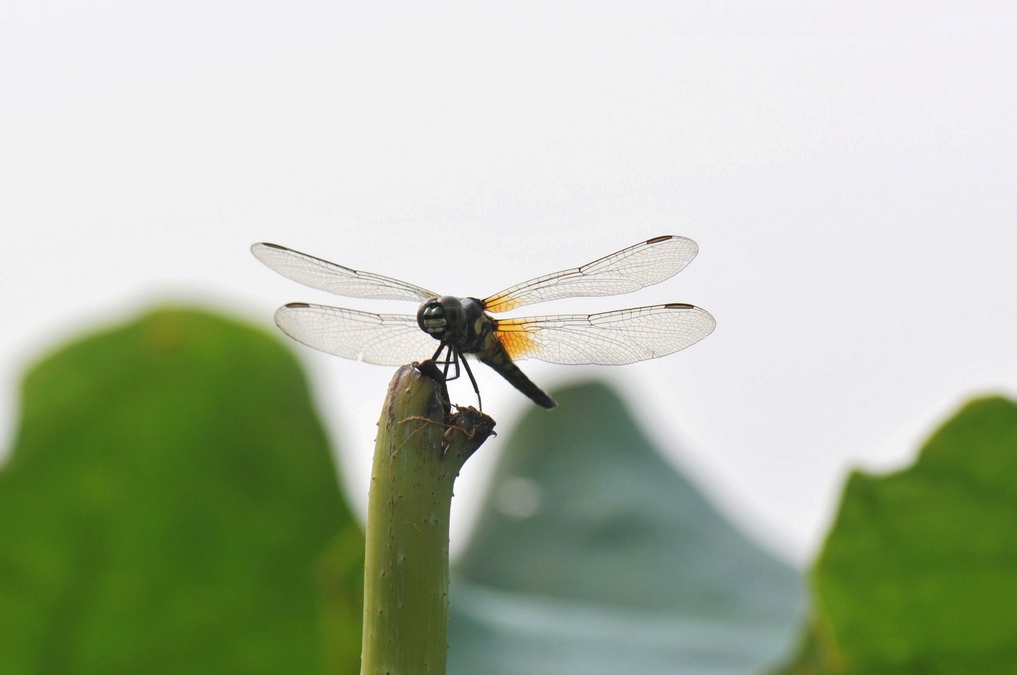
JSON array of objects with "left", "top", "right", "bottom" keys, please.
[{"left": 2, "top": 2, "right": 1015, "bottom": 565}]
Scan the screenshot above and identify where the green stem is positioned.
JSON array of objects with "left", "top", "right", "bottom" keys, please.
[{"left": 360, "top": 364, "right": 495, "bottom": 675}]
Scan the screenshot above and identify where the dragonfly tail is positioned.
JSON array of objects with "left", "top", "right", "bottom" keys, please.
[{"left": 477, "top": 350, "right": 557, "bottom": 409}]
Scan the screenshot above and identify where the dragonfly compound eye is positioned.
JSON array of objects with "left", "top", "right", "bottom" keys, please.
[{"left": 417, "top": 296, "right": 466, "bottom": 338}]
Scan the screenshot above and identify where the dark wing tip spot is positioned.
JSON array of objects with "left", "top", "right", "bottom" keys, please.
[
  {"left": 261, "top": 242, "right": 286, "bottom": 250},
  {"left": 646, "top": 235, "right": 674, "bottom": 244},
  {"left": 664, "top": 302, "right": 695, "bottom": 309},
  {"left": 285, "top": 302, "right": 312, "bottom": 308}
]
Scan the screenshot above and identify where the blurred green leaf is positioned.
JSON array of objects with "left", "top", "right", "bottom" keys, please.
[
  {"left": 777, "top": 396, "right": 1017, "bottom": 674},
  {"left": 449, "top": 381, "right": 804, "bottom": 674},
  {"left": 0, "top": 307, "right": 363, "bottom": 674}
]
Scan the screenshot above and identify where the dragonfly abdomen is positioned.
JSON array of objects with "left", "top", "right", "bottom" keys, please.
[{"left": 475, "top": 341, "right": 557, "bottom": 409}]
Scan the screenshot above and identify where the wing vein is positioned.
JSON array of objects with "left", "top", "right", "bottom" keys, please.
[
  {"left": 252, "top": 243, "right": 436, "bottom": 302},
  {"left": 497, "top": 304, "right": 716, "bottom": 365},
  {"left": 483, "top": 235, "right": 699, "bottom": 312}
]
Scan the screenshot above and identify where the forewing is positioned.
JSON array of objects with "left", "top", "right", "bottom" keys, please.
[
  {"left": 495, "top": 304, "right": 716, "bottom": 365},
  {"left": 274, "top": 303, "right": 437, "bottom": 365},
  {"left": 252, "top": 242, "right": 436, "bottom": 302},
  {"left": 483, "top": 235, "right": 699, "bottom": 312}
]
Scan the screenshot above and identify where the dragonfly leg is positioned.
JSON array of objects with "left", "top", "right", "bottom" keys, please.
[
  {"left": 430, "top": 342, "right": 446, "bottom": 364},
  {"left": 430, "top": 342, "right": 462, "bottom": 382},
  {"left": 445, "top": 346, "right": 461, "bottom": 382},
  {"left": 459, "top": 356, "right": 482, "bottom": 411}
]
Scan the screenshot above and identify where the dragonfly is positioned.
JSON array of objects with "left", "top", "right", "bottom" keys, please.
[{"left": 251, "top": 235, "right": 715, "bottom": 410}]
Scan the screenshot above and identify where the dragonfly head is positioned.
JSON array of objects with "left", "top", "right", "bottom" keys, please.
[{"left": 417, "top": 296, "right": 466, "bottom": 340}]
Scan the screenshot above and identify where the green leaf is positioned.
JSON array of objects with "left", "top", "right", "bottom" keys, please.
[
  {"left": 449, "top": 381, "right": 804, "bottom": 674},
  {"left": 777, "top": 396, "right": 1017, "bottom": 673},
  {"left": 0, "top": 307, "right": 363, "bottom": 674}
]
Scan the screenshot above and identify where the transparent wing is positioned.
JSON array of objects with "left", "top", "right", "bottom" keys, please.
[
  {"left": 495, "top": 304, "right": 716, "bottom": 365},
  {"left": 483, "top": 235, "right": 699, "bottom": 312},
  {"left": 274, "top": 303, "right": 437, "bottom": 366},
  {"left": 252, "top": 242, "right": 436, "bottom": 302}
]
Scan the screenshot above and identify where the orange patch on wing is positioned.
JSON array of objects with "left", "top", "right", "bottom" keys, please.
[
  {"left": 483, "top": 294, "right": 521, "bottom": 313},
  {"left": 496, "top": 319, "right": 539, "bottom": 360}
]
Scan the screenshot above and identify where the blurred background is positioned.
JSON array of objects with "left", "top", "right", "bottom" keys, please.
[
  {"left": 2, "top": 2, "right": 1016, "bottom": 672},
  {"left": 5, "top": 0, "right": 1015, "bottom": 564}
]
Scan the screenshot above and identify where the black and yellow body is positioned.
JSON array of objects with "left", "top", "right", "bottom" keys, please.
[{"left": 417, "top": 296, "right": 557, "bottom": 409}]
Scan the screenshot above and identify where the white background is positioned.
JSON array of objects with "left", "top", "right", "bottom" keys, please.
[{"left": 3, "top": 2, "right": 1015, "bottom": 565}]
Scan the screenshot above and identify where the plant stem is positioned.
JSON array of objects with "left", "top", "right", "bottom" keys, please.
[{"left": 360, "top": 363, "right": 495, "bottom": 675}]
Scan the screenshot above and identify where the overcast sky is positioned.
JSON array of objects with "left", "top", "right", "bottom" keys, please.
[{"left": 3, "top": 2, "right": 1015, "bottom": 564}]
